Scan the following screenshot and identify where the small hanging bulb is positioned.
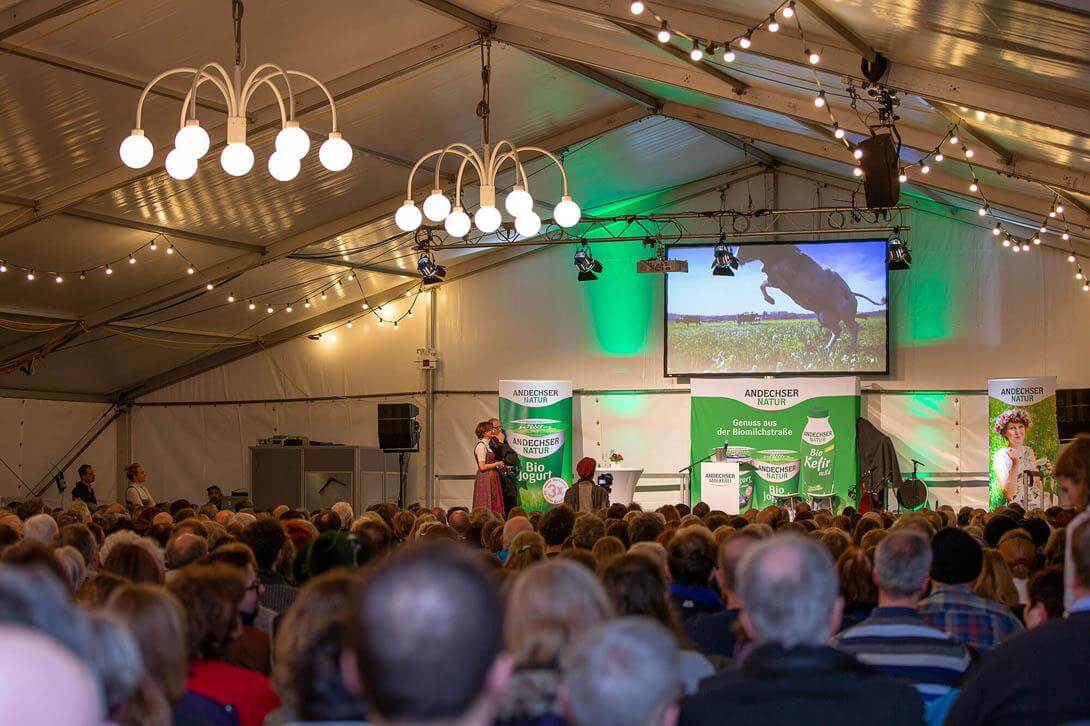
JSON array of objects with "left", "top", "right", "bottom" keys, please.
[
  {"left": 347, "top": 272, "right": 355, "bottom": 281},
  {"left": 166, "top": 245, "right": 174, "bottom": 255},
  {"left": 286, "top": 305, "right": 293, "bottom": 313},
  {"left": 1033, "top": 236, "right": 1042, "bottom": 244},
  {"left": 657, "top": 21, "right": 671, "bottom": 43},
  {"left": 362, "top": 302, "right": 370, "bottom": 310},
  {"left": 898, "top": 171, "right": 907, "bottom": 183},
  {"left": 949, "top": 133, "right": 959, "bottom": 145},
  {"left": 0, "top": 263, "right": 7, "bottom": 273},
  {"left": 833, "top": 124, "right": 845, "bottom": 139},
  {"left": 205, "top": 282, "right": 214, "bottom": 291},
  {"left": 128, "top": 255, "right": 136, "bottom": 265},
  {"left": 921, "top": 163, "right": 931, "bottom": 174},
  {"left": 629, "top": 0, "right": 644, "bottom": 14},
  {"left": 186, "top": 266, "right": 195, "bottom": 275},
  {"left": 79, "top": 272, "right": 86, "bottom": 280},
  {"left": 814, "top": 91, "right": 826, "bottom": 107},
  {"left": 405, "top": 290, "right": 413, "bottom": 297},
  {"left": 1070, "top": 254, "right": 1077, "bottom": 263},
  {"left": 978, "top": 205, "right": 989, "bottom": 216},
  {"left": 377, "top": 319, "right": 385, "bottom": 328},
  {"left": 248, "top": 301, "right": 256, "bottom": 310},
  {"left": 1002, "top": 238, "right": 1011, "bottom": 248},
  {"left": 934, "top": 152, "right": 944, "bottom": 162},
  {"left": 337, "top": 279, "right": 344, "bottom": 287},
  {"left": 54, "top": 274, "right": 63, "bottom": 284},
  {"left": 852, "top": 147, "right": 863, "bottom": 160},
  {"left": 321, "top": 292, "right": 328, "bottom": 300},
  {"left": 25, "top": 271, "right": 34, "bottom": 281},
  {"left": 993, "top": 224, "right": 1002, "bottom": 236},
  {"left": 1083, "top": 283, "right": 1089, "bottom": 292},
  {"left": 739, "top": 32, "right": 752, "bottom": 49},
  {"left": 807, "top": 49, "right": 820, "bottom": 65},
  {"left": 347, "top": 320, "right": 353, "bottom": 328},
  {"left": 723, "top": 45, "right": 735, "bottom": 62},
  {"left": 782, "top": 1, "right": 795, "bottom": 17},
  {"left": 1076, "top": 270, "right": 1084, "bottom": 280},
  {"left": 853, "top": 167, "right": 863, "bottom": 177},
  {"left": 266, "top": 305, "right": 274, "bottom": 314},
  {"left": 393, "top": 321, "right": 400, "bottom": 330},
  {"left": 963, "top": 146, "right": 974, "bottom": 158},
  {"left": 105, "top": 265, "right": 113, "bottom": 275},
  {"left": 1057, "top": 204, "right": 1065, "bottom": 214},
  {"left": 408, "top": 309, "right": 415, "bottom": 318},
  {"left": 1040, "top": 225, "right": 1048, "bottom": 233},
  {"left": 969, "top": 180, "right": 979, "bottom": 192},
  {"left": 304, "top": 299, "right": 311, "bottom": 308},
  {"left": 1063, "top": 232, "right": 1071, "bottom": 241},
  {"left": 228, "top": 293, "right": 235, "bottom": 303},
  {"left": 690, "top": 42, "right": 703, "bottom": 61},
  {"left": 767, "top": 15, "right": 780, "bottom": 32},
  {"left": 149, "top": 240, "right": 157, "bottom": 251},
  {"left": 1049, "top": 210, "right": 1057, "bottom": 218}
]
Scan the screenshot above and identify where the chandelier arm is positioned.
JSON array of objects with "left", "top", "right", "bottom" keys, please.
[
  {"left": 491, "top": 150, "right": 530, "bottom": 189},
  {"left": 135, "top": 67, "right": 201, "bottom": 128},
  {"left": 407, "top": 149, "right": 446, "bottom": 199},
  {"left": 434, "top": 144, "right": 484, "bottom": 191},
  {"left": 486, "top": 140, "right": 519, "bottom": 177},
  {"left": 454, "top": 156, "right": 476, "bottom": 206},
  {"left": 186, "top": 63, "right": 238, "bottom": 119},
  {"left": 177, "top": 72, "right": 234, "bottom": 129},
  {"left": 241, "top": 63, "right": 295, "bottom": 121},
  {"left": 285, "top": 70, "right": 337, "bottom": 131},
  {"left": 245, "top": 77, "right": 289, "bottom": 128},
  {"left": 515, "top": 146, "right": 569, "bottom": 195}
]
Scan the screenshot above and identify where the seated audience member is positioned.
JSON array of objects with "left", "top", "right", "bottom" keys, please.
[
  {"left": 204, "top": 543, "right": 276, "bottom": 674},
  {"left": 448, "top": 507, "right": 471, "bottom": 537},
  {"left": 605, "top": 519, "right": 630, "bottom": 548},
  {"left": 1024, "top": 565, "right": 1064, "bottom": 628},
  {"left": 563, "top": 458, "right": 610, "bottom": 513},
  {"left": 350, "top": 541, "right": 511, "bottom": 726},
  {"left": 601, "top": 554, "right": 712, "bottom": 693},
  {"left": 168, "top": 563, "right": 280, "bottom": 726},
  {"left": 571, "top": 514, "right": 605, "bottom": 550},
  {"left": 973, "top": 548, "right": 1021, "bottom": 616},
  {"left": 836, "top": 547, "right": 877, "bottom": 631},
  {"left": 23, "top": 512, "right": 58, "bottom": 545},
  {"left": 102, "top": 542, "right": 164, "bottom": 585},
  {"left": 563, "top": 618, "right": 682, "bottom": 726},
  {"left": 666, "top": 527, "right": 723, "bottom": 623},
  {"left": 165, "top": 533, "right": 208, "bottom": 573},
  {"left": 591, "top": 535, "right": 625, "bottom": 569},
  {"left": 499, "top": 516, "right": 533, "bottom": 563},
  {"left": 918, "top": 528, "right": 1023, "bottom": 651},
  {"left": 0, "top": 564, "right": 91, "bottom": 659},
  {"left": 241, "top": 518, "right": 298, "bottom": 615},
  {"left": 539, "top": 505, "right": 576, "bottom": 557},
  {"left": 997, "top": 528, "right": 1037, "bottom": 603},
  {"left": 53, "top": 545, "right": 88, "bottom": 592},
  {"left": 688, "top": 529, "right": 762, "bottom": 659},
  {"left": 83, "top": 610, "right": 148, "bottom": 725},
  {"left": 330, "top": 501, "right": 354, "bottom": 531},
  {"left": 679, "top": 535, "right": 923, "bottom": 726},
  {"left": 0, "top": 626, "right": 103, "bottom": 726},
  {"left": 630, "top": 513, "right": 665, "bottom": 545},
  {"left": 836, "top": 531, "right": 970, "bottom": 704},
  {"left": 946, "top": 518, "right": 1090, "bottom": 725},
  {"left": 498, "top": 559, "right": 614, "bottom": 725},
  {"left": 1057, "top": 434, "right": 1090, "bottom": 609},
  {"left": 630, "top": 541, "right": 669, "bottom": 578},
  {"left": 269, "top": 570, "right": 366, "bottom": 724}
]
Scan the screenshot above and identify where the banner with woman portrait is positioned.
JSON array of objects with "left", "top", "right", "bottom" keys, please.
[
  {"left": 499, "top": 380, "right": 573, "bottom": 511},
  {"left": 988, "top": 377, "right": 1059, "bottom": 510}
]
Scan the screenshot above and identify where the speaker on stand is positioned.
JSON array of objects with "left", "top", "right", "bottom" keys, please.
[{"left": 377, "top": 403, "right": 420, "bottom": 507}]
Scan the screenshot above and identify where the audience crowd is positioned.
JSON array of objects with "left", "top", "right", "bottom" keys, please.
[{"left": 1, "top": 433, "right": 1089, "bottom": 725}]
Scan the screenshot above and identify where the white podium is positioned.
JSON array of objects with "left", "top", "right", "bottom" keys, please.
[
  {"left": 700, "top": 462, "right": 741, "bottom": 515},
  {"left": 604, "top": 466, "right": 644, "bottom": 506}
]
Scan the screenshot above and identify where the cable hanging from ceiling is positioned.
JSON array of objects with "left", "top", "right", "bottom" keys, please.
[{"left": 0, "top": 232, "right": 200, "bottom": 284}]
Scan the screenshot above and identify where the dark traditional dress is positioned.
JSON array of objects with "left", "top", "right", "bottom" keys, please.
[{"left": 473, "top": 438, "right": 506, "bottom": 515}]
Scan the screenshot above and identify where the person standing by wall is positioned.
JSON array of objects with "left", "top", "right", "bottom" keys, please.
[
  {"left": 72, "top": 464, "right": 97, "bottom": 506},
  {"left": 473, "top": 421, "right": 506, "bottom": 516},
  {"left": 124, "top": 463, "right": 155, "bottom": 508}
]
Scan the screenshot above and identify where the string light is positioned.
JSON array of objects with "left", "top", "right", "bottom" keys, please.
[
  {"left": 962, "top": 145, "right": 974, "bottom": 158},
  {"left": 949, "top": 134, "right": 959, "bottom": 145},
  {"left": 304, "top": 299, "right": 310, "bottom": 308},
  {"left": 690, "top": 42, "right": 703, "bottom": 61},
  {"left": 25, "top": 271, "right": 34, "bottom": 281},
  {"left": 723, "top": 45, "right": 735, "bottom": 62},
  {"left": 852, "top": 167, "right": 863, "bottom": 177},
  {"left": 346, "top": 320, "right": 353, "bottom": 328},
  {"left": 739, "top": 32, "right": 752, "bottom": 49},
  {"left": 205, "top": 282, "right": 214, "bottom": 290},
  {"left": 629, "top": 0, "right": 644, "bottom": 13},
  {"left": 934, "top": 152, "right": 944, "bottom": 162},
  {"left": 813, "top": 91, "right": 826, "bottom": 107},
  {"left": 248, "top": 301, "right": 256, "bottom": 310},
  {"left": 285, "top": 305, "right": 293, "bottom": 313},
  {"left": 807, "top": 49, "right": 820, "bottom": 65},
  {"left": 782, "top": 2, "right": 795, "bottom": 17},
  {"left": 54, "top": 274, "right": 63, "bottom": 284},
  {"left": 228, "top": 293, "right": 235, "bottom": 303},
  {"left": 105, "top": 266, "right": 113, "bottom": 275},
  {"left": 993, "top": 224, "right": 1002, "bottom": 236},
  {"left": 969, "top": 180, "right": 979, "bottom": 192},
  {"left": 898, "top": 171, "right": 907, "bottom": 183},
  {"left": 186, "top": 266, "right": 195, "bottom": 275},
  {"left": 833, "top": 124, "right": 845, "bottom": 139},
  {"left": 767, "top": 15, "right": 780, "bottom": 32},
  {"left": 266, "top": 305, "right": 274, "bottom": 314},
  {"left": 166, "top": 245, "right": 174, "bottom": 255},
  {"left": 852, "top": 147, "right": 863, "bottom": 160},
  {"left": 921, "top": 163, "right": 931, "bottom": 174},
  {"left": 149, "top": 239, "right": 157, "bottom": 251},
  {"left": 657, "top": 21, "right": 671, "bottom": 43},
  {"left": 79, "top": 272, "right": 86, "bottom": 280}
]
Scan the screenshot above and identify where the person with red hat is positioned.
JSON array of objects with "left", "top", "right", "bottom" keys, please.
[{"left": 564, "top": 457, "right": 610, "bottom": 513}]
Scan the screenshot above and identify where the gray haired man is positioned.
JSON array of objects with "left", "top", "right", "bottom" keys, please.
[
  {"left": 563, "top": 617, "right": 682, "bottom": 726},
  {"left": 680, "top": 534, "right": 923, "bottom": 726}
]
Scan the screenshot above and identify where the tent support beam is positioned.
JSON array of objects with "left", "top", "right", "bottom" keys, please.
[{"left": 0, "top": 0, "right": 100, "bottom": 40}]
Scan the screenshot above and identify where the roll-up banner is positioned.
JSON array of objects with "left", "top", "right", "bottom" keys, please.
[
  {"left": 499, "top": 380, "right": 573, "bottom": 511},
  {"left": 987, "top": 376, "right": 1059, "bottom": 510},
  {"left": 691, "top": 377, "right": 860, "bottom": 512}
]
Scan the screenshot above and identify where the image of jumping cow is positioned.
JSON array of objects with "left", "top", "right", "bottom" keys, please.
[{"left": 735, "top": 244, "right": 886, "bottom": 350}]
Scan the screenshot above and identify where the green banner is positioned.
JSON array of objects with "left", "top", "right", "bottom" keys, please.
[
  {"left": 691, "top": 378, "right": 860, "bottom": 512},
  {"left": 988, "top": 377, "right": 1059, "bottom": 510},
  {"left": 499, "top": 380, "right": 573, "bottom": 511}
]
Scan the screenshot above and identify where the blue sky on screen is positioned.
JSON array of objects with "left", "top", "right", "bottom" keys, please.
[{"left": 667, "top": 240, "right": 887, "bottom": 316}]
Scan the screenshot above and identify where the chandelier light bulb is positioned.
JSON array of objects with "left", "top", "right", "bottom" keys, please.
[
  {"left": 852, "top": 147, "right": 863, "bottom": 160},
  {"left": 423, "top": 190, "right": 453, "bottom": 221},
  {"left": 319, "top": 132, "right": 353, "bottom": 171},
  {"left": 395, "top": 201, "right": 423, "bottom": 232},
  {"left": 275, "top": 122, "right": 310, "bottom": 159},
  {"left": 657, "top": 22, "right": 671, "bottom": 43},
  {"left": 505, "top": 186, "right": 534, "bottom": 217},
  {"left": 782, "top": 2, "right": 795, "bottom": 17},
  {"left": 630, "top": 0, "right": 644, "bottom": 14},
  {"left": 220, "top": 142, "right": 255, "bottom": 176},
  {"left": 165, "top": 148, "right": 198, "bottom": 180},
  {"left": 474, "top": 205, "right": 502, "bottom": 234},
  {"left": 808, "top": 50, "right": 820, "bottom": 65},
  {"left": 268, "top": 150, "right": 301, "bottom": 182},
  {"left": 515, "top": 211, "right": 542, "bottom": 238},
  {"left": 739, "top": 33, "right": 752, "bottom": 49},
  {"left": 444, "top": 206, "right": 471, "bottom": 237},
  {"left": 119, "top": 130, "right": 154, "bottom": 169},
  {"left": 175, "top": 121, "right": 210, "bottom": 159},
  {"left": 690, "top": 43, "right": 704, "bottom": 61},
  {"left": 814, "top": 91, "right": 826, "bottom": 108},
  {"left": 553, "top": 196, "right": 582, "bottom": 228},
  {"left": 723, "top": 46, "right": 736, "bottom": 62}
]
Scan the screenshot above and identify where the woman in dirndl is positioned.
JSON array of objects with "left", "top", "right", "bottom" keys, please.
[{"left": 473, "top": 420, "right": 507, "bottom": 516}]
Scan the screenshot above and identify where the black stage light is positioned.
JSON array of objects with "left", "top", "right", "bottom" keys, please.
[
  {"left": 712, "top": 241, "right": 739, "bottom": 277},
  {"left": 574, "top": 244, "right": 603, "bottom": 281},
  {"left": 417, "top": 252, "right": 447, "bottom": 285},
  {"left": 886, "top": 231, "right": 912, "bottom": 271}
]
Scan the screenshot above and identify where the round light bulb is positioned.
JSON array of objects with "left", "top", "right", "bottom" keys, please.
[
  {"left": 690, "top": 45, "right": 703, "bottom": 61},
  {"left": 444, "top": 207, "right": 471, "bottom": 237},
  {"left": 25, "top": 271, "right": 34, "bottom": 281},
  {"left": 174, "top": 122, "right": 210, "bottom": 159},
  {"left": 969, "top": 182, "right": 979, "bottom": 192},
  {"left": 423, "top": 191, "right": 452, "bottom": 221},
  {"left": 723, "top": 47, "right": 736, "bottom": 62},
  {"left": 934, "top": 153, "right": 944, "bottom": 162},
  {"left": 55, "top": 275, "right": 63, "bottom": 284},
  {"left": 347, "top": 321, "right": 353, "bottom": 328},
  {"left": 993, "top": 225, "right": 1002, "bottom": 236},
  {"left": 852, "top": 147, "right": 863, "bottom": 160},
  {"left": 657, "top": 27, "right": 671, "bottom": 43},
  {"left": 205, "top": 283, "right": 214, "bottom": 290},
  {"left": 186, "top": 266, "right": 195, "bottom": 275},
  {"left": 978, "top": 206, "right": 988, "bottom": 216},
  {"left": 809, "top": 51, "right": 820, "bottom": 64},
  {"left": 128, "top": 255, "right": 136, "bottom": 264},
  {"left": 220, "top": 143, "right": 254, "bottom": 176},
  {"left": 629, "top": 0, "right": 644, "bottom": 13},
  {"left": 965, "top": 148, "right": 974, "bottom": 158},
  {"left": 248, "top": 302, "right": 256, "bottom": 310},
  {"left": 515, "top": 211, "right": 542, "bottom": 238},
  {"left": 319, "top": 132, "right": 352, "bottom": 172},
  {"left": 1033, "top": 236, "right": 1042, "bottom": 244},
  {"left": 768, "top": 20, "right": 780, "bottom": 32},
  {"left": 782, "top": 2, "right": 795, "bottom": 17},
  {"left": 739, "top": 35, "right": 752, "bottom": 49},
  {"left": 275, "top": 122, "right": 311, "bottom": 159},
  {"left": 921, "top": 164, "right": 930, "bottom": 174},
  {"left": 105, "top": 266, "right": 113, "bottom": 275},
  {"left": 1003, "top": 238, "right": 1011, "bottom": 247},
  {"left": 1064, "top": 232, "right": 1071, "bottom": 241},
  {"left": 833, "top": 127, "right": 845, "bottom": 139},
  {"left": 949, "top": 134, "right": 959, "bottom": 145},
  {"left": 267, "top": 150, "right": 301, "bottom": 182},
  {"left": 474, "top": 205, "right": 502, "bottom": 234},
  {"left": 228, "top": 294, "right": 236, "bottom": 303},
  {"left": 286, "top": 306, "right": 293, "bottom": 313},
  {"left": 1083, "top": 284, "right": 1089, "bottom": 292},
  {"left": 898, "top": 173, "right": 907, "bottom": 183},
  {"left": 166, "top": 245, "right": 174, "bottom": 255},
  {"left": 267, "top": 306, "right": 274, "bottom": 314},
  {"left": 553, "top": 196, "right": 581, "bottom": 228},
  {"left": 504, "top": 186, "right": 534, "bottom": 217},
  {"left": 853, "top": 167, "right": 863, "bottom": 177},
  {"left": 165, "top": 148, "right": 198, "bottom": 180},
  {"left": 1069, "top": 254, "right": 1077, "bottom": 263},
  {"left": 814, "top": 93, "right": 826, "bottom": 107},
  {"left": 395, "top": 201, "right": 423, "bottom": 232},
  {"left": 119, "top": 130, "right": 154, "bottom": 169}
]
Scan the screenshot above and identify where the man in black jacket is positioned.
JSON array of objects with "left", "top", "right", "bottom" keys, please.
[
  {"left": 945, "top": 516, "right": 1090, "bottom": 725},
  {"left": 680, "top": 534, "right": 923, "bottom": 726},
  {"left": 488, "top": 418, "right": 519, "bottom": 513},
  {"left": 71, "top": 464, "right": 97, "bottom": 506}
]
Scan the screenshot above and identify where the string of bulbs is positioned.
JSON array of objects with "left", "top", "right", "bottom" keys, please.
[{"left": 0, "top": 232, "right": 199, "bottom": 284}]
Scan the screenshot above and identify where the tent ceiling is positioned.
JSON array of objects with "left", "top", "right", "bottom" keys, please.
[{"left": 0, "top": 0, "right": 1086, "bottom": 398}]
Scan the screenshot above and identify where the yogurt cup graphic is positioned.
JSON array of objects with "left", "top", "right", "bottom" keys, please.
[
  {"left": 507, "top": 418, "right": 566, "bottom": 458},
  {"left": 754, "top": 449, "right": 801, "bottom": 500}
]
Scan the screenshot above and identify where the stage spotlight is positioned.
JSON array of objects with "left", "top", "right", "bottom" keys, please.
[
  {"left": 417, "top": 252, "right": 447, "bottom": 285},
  {"left": 574, "top": 243, "right": 603, "bottom": 281},
  {"left": 712, "top": 240, "right": 740, "bottom": 276},
  {"left": 886, "top": 231, "right": 912, "bottom": 271}
]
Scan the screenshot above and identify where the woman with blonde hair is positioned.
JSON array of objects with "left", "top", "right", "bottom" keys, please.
[
  {"left": 997, "top": 528, "right": 1038, "bottom": 603},
  {"left": 974, "top": 548, "right": 1022, "bottom": 616},
  {"left": 505, "top": 531, "right": 546, "bottom": 572},
  {"left": 497, "top": 559, "right": 614, "bottom": 726},
  {"left": 590, "top": 535, "right": 625, "bottom": 570}
]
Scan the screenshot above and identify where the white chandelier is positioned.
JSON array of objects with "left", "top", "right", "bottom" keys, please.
[
  {"left": 118, "top": 1, "right": 350, "bottom": 181},
  {"left": 394, "top": 40, "right": 581, "bottom": 238}
]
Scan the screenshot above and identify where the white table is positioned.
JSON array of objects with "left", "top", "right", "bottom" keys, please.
[{"left": 602, "top": 466, "right": 644, "bottom": 506}]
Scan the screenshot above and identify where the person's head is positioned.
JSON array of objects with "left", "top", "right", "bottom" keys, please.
[
  {"left": 502, "top": 516, "right": 532, "bottom": 550},
  {"left": 714, "top": 529, "right": 762, "bottom": 600},
  {"left": 973, "top": 548, "right": 1019, "bottom": 607},
  {"left": 994, "top": 408, "right": 1032, "bottom": 447},
  {"left": 600, "top": 554, "right": 680, "bottom": 640},
  {"left": 1055, "top": 433, "right": 1090, "bottom": 511},
  {"left": 591, "top": 536, "right": 625, "bottom": 568},
  {"left": 540, "top": 505, "right": 576, "bottom": 548},
  {"left": 630, "top": 513, "right": 665, "bottom": 545},
  {"left": 274, "top": 570, "right": 366, "bottom": 722},
  {"left": 873, "top": 530, "right": 931, "bottom": 602},
  {"left": 488, "top": 417, "right": 501, "bottom": 433},
  {"left": 576, "top": 457, "right": 596, "bottom": 482},
  {"left": 59, "top": 524, "right": 98, "bottom": 570},
  {"left": 737, "top": 534, "right": 842, "bottom": 647},
  {"left": 562, "top": 618, "right": 681, "bottom": 726},
  {"left": 125, "top": 463, "right": 146, "bottom": 484},
  {"left": 351, "top": 541, "right": 509, "bottom": 724},
  {"left": 930, "top": 527, "right": 984, "bottom": 586},
  {"left": 983, "top": 514, "right": 1019, "bottom": 548},
  {"left": 165, "top": 533, "right": 208, "bottom": 570},
  {"left": 203, "top": 543, "right": 262, "bottom": 616},
  {"left": 836, "top": 546, "right": 877, "bottom": 611},
  {"left": 23, "top": 513, "right": 58, "bottom": 545},
  {"left": 206, "top": 485, "right": 222, "bottom": 502},
  {"left": 666, "top": 526, "right": 716, "bottom": 588},
  {"left": 692, "top": 502, "right": 710, "bottom": 518},
  {"left": 996, "top": 528, "right": 1037, "bottom": 579},
  {"left": 505, "top": 531, "right": 546, "bottom": 571},
  {"left": 0, "top": 626, "right": 102, "bottom": 725},
  {"left": 102, "top": 543, "right": 163, "bottom": 585},
  {"left": 572, "top": 515, "right": 605, "bottom": 550},
  {"left": 474, "top": 420, "right": 493, "bottom": 440},
  {"left": 506, "top": 559, "right": 614, "bottom": 667},
  {"left": 106, "top": 584, "right": 188, "bottom": 703},
  {"left": 449, "top": 509, "right": 471, "bottom": 536},
  {"left": 167, "top": 563, "right": 245, "bottom": 661},
  {"left": 83, "top": 610, "right": 144, "bottom": 721},
  {"left": 605, "top": 519, "right": 630, "bottom": 548},
  {"left": 53, "top": 546, "right": 87, "bottom": 592},
  {"left": 1024, "top": 565, "right": 1063, "bottom": 628},
  {"left": 240, "top": 518, "right": 287, "bottom": 570},
  {"left": 78, "top": 464, "right": 94, "bottom": 484}
]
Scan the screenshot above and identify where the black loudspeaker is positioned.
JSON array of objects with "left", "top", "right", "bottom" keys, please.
[
  {"left": 859, "top": 134, "right": 900, "bottom": 208},
  {"left": 378, "top": 403, "right": 421, "bottom": 452},
  {"left": 1057, "top": 389, "right": 1090, "bottom": 440}
]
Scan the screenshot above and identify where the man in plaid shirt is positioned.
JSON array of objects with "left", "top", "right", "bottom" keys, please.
[{"left": 918, "top": 527, "right": 1022, "bottom": 651}]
